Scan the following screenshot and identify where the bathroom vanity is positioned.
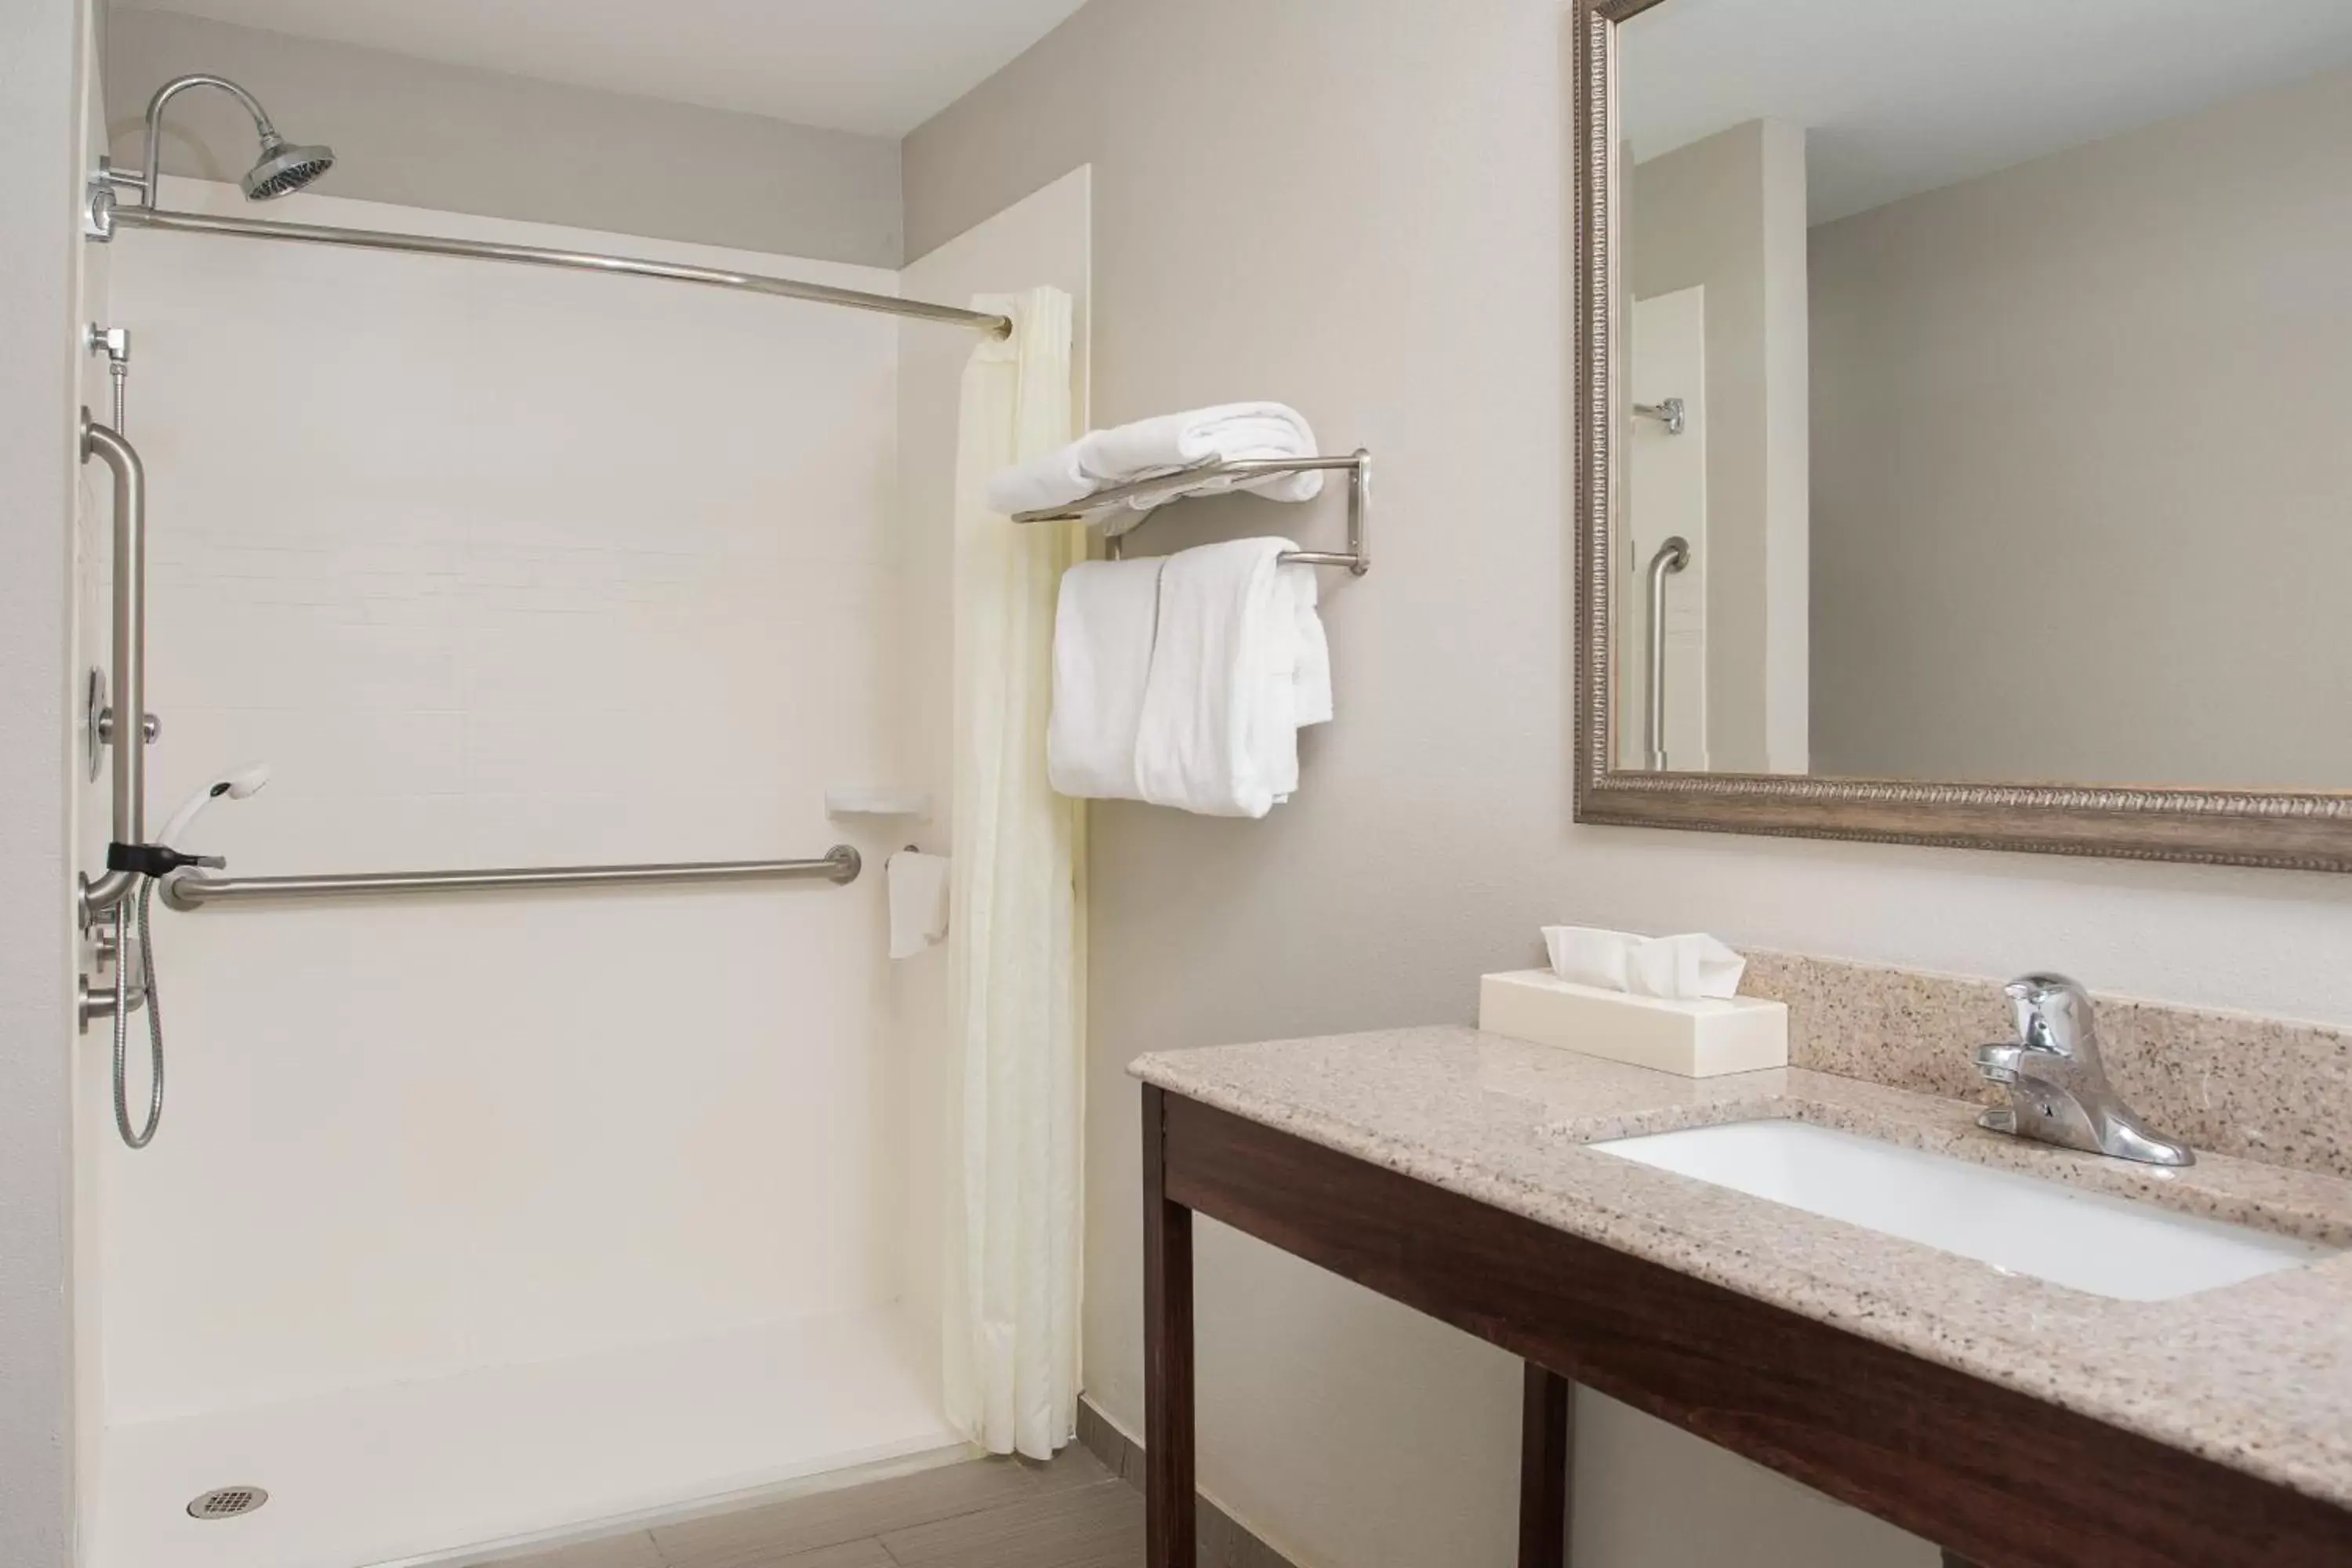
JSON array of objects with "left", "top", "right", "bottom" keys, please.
[
  {"left": 1392, "top": 4, "right": 2352, "bottom": 1543},
  {"left": 1134, "top": 1022, "right": 2352, "bottom": 1567}
]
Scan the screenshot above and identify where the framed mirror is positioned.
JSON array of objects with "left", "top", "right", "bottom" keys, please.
[{"left": 1572, "top": 0, "right": 2352, "bottom": 870}]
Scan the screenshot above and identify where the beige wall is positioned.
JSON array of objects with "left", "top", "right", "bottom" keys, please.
[
  {"left": 911, "top": 3, "right": 2352, "bottom": 1566},
  {"left": 908, "top": 5, "right": 1920, "bottom": 1565},
  {"left": 1, "top": 0, "right": 89, "bottom": 1563},
  {"left": 1809, "top": 61, "right": 2352, "bottom": 787},
  {"left": 106, "top": 8, "right": 906, "bottom": 267},
  {"left": 1629, "top": 119, "right": 1810, "bottom": 774}
]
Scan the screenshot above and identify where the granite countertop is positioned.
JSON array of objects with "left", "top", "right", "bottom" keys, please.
[{"left": 1131, "top": 1027, "right": 2352, "bottom": 1510}]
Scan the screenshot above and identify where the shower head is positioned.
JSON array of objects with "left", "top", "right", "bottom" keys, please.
[
  {"left": 241, "top": 132, "right": 336, "bottom": 201},
  {"left": 158, "top": 763, "right": 274, "bottom": 850},
  {"left": 137, "top": 74, "right": 335, "bottom": 209}
]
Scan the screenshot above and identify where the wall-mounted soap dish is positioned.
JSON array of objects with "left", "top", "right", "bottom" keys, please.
[{"left": 826, "top": 789, "right": 933, "bottom": 821}]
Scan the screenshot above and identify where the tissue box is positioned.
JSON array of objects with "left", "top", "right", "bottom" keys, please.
[{"left": 1478, "top": 970, "right": 1787, "bottom": 1078}]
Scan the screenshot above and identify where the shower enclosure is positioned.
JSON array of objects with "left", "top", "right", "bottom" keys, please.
[{"left": 69, "top": 76, "right": 1071, "bottom": 1568}]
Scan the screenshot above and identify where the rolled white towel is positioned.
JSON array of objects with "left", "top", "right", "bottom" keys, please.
[
  {"left": 1083, "top": 403, "right": 1324, "bottom": 504},
  {"left": 985, "top": 441, "right": 1095, "bottom": 518},
  {"left": 985, "top": 401, "right": 1323, "bottom": 516},
  {"left": 1047, "top": 557, "right": 1166, "bottom": 800}
]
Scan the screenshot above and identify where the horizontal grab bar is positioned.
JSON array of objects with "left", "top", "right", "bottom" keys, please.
[{"left": 162, "top": 847, "right": 861, "bottom": 910}]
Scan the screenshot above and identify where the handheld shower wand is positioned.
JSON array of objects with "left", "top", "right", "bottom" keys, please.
[
  {"left": 104, "top": 763, "right": 272, "bottom": 1149},
  {"left": 157, "top": 762, "right": 274, "bottom": 851}
]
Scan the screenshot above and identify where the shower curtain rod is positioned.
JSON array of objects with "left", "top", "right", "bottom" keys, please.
[{"left": 103, "top": 203, "right": 1014, "bottom": 337}]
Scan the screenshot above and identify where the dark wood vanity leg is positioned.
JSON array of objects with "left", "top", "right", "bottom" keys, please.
[
  {"left": 1143, "top": 1086, "right": 1196, "bottom": 1568},
  {"left": 1518, "top": 1363, "right": 1574, "bottom": 1567}
]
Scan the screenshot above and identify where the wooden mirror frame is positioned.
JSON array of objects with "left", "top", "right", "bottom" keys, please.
[{"left": 1570, "top": 0, "right": 2352, "bottom": 872}]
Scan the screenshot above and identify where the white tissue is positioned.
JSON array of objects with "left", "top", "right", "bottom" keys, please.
[
  {"left": 1541, "top": 927, "right": 1746, "bottom": 1000},
  {"left": 1544, "top": 926, "right": 1635, "bottom": 991},
  {"left": 1626, "top": 933, "right": 1746, "bottom": 1000}
]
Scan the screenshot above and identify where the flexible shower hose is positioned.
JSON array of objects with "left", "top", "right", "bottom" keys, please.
[{"left": 111, "top": 875, "right": 165, "bottom": 1148}]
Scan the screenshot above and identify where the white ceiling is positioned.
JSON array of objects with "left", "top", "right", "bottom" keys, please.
[
  {"left": 119, "top": 0, "right": 1094, "bottom": 136},
  {"left": 1621, "top": 0, "right": 2352, "bottom": 224}
]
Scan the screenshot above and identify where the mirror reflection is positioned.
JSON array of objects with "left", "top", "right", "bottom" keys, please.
[{"left": 1613, "top": 0, "right": 2352, "bottom": 789}]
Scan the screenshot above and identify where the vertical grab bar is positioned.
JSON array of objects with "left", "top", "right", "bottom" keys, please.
[
  {"left": 1643, "top": 536, "right": 1690, "bottom": 771},
  {"left": 81, "top": 411, "right": 147, "bottom": 919}
]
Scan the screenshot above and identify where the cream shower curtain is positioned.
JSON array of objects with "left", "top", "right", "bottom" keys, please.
[{"left": 944, "top": 287, "right": 1087, "bottom": 1460}]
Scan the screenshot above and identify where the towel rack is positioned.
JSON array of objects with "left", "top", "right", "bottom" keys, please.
[{"left": 1012, "top": 450, "right": 1372, "bottom": 577}]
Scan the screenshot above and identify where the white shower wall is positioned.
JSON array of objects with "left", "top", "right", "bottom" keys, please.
[{"left": 102, "top": 182, "right": 913, "bottom": 1423}]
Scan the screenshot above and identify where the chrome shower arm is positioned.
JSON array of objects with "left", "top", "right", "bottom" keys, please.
[{"left": 135, "top": 73, "right": 279, "bottom": 208}]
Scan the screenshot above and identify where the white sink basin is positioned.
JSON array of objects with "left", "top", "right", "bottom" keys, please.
[{"left": 1589, "top": 1119, "right": 2336, "bottom": 1301}]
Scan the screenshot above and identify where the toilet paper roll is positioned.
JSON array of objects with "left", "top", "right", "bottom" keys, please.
[{"left": 887, "top": 851, "right": 952, "bottom": 959}]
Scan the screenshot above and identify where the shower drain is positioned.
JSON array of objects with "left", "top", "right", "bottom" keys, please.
[{"left": 186, "top": 1486, "right": 269, "bottom": 1520}]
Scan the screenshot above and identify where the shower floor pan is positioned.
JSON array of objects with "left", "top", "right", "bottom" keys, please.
[{"left": 95, "top": 1305, "right": 960, "bottom": 1568}]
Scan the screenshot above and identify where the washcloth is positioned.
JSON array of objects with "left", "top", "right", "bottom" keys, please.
[
  {"left": 1047, "top": 557, "right": 1166, "bottom": 800},
  {"left": 1131, "top": 539, "right": 1329, "bottom": 817},
  {"left": 985, "top": 402, "right": 1323, "bottom": 516},
  {"left": 887, "top": 851, "right": 953, "bottom": 959}
]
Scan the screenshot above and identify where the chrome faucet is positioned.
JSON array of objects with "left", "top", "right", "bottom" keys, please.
[{"left": 1973, "top": 974, "right": 2193, "bottom": 1167}]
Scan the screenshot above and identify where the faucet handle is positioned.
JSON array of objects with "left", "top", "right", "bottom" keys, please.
[
  {"left": 1973, "top": 1043, "right": 2024, "bottom": 1083},
  {"left": 2005, "top": 972, "right": 2100, "bottom": 1062}
]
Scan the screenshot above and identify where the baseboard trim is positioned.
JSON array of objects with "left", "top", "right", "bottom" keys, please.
[{"left": 1075, "top": 1397, "right": 1301, "bottom": 1568}]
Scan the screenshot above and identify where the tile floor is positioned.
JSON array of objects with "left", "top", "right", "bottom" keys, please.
[{"left": 481, "top": 1448, "right": 1143, "bottom": 1568}]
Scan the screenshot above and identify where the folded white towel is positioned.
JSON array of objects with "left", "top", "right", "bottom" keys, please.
[
  {"left": 1047, "top": 557, "right": 1165, "bottom": 800},
  {"left": 887, "top": 851, "right": 953, "bottom": 960},
  {"left": 1131, "top": 539, "right": 1328, "bottom": 818},
  {"left": 1083, "top": 405, "right": 1324, "bottom": 503},
  {"left": 985, "top": 401, "right": 1323, "bottom": 517}
]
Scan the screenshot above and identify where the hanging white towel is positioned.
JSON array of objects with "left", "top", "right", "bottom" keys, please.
[
  {"left": 887, "top": 850, "right": 952, "bottom": 959},
  {"left": 1291, "top": 564, "right": 1334, "bottom": 728},
  {"left": 1132, "top": 539, "right": 1329, "bottom": 817},
  {"left": 1256, "top": 564, "right": 1334, "bottom": 803},
  {"left": 1047, "top": 557, "right": 1164, "bottom": 800},
  {"left": 985, "top": 401, "right": 1323, "bottom": 516}
]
